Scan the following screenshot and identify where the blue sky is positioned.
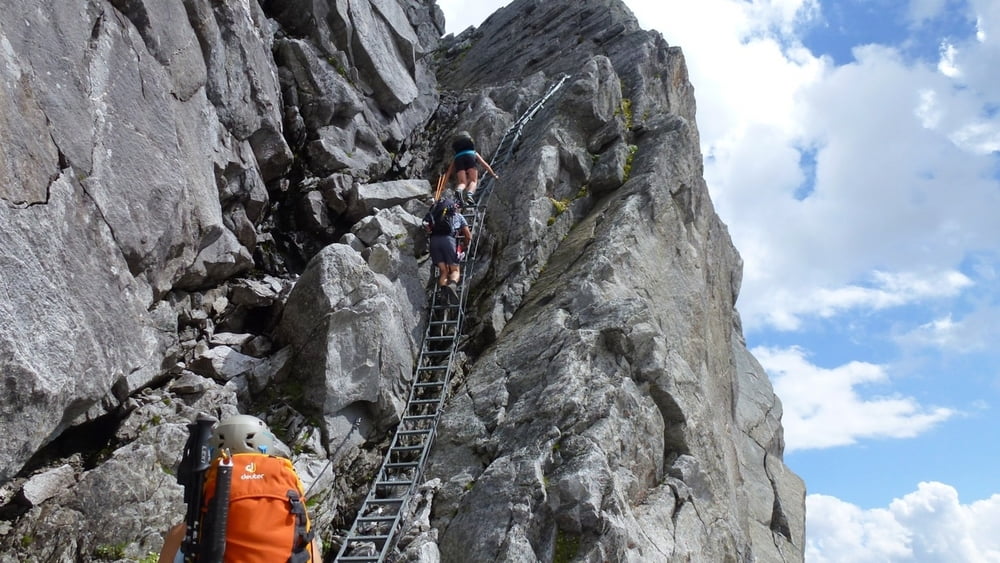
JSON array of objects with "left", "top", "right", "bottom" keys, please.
[{"left": 439, "top": 0, "right": 1000, "bottom": 560}]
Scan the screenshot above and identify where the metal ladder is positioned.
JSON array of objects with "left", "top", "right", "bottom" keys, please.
[{"left": 333, "top": 75, "right": 568, "bottom": 563}]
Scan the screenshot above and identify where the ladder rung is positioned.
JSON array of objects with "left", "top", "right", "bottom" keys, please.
[
  {"left": 396, "top": 426, "right": 431, "bottom": 432},
  {"left": 425, "top": 335, "right": 455, "bottom": 342},
  {"left": 362, "top": 497, "right": 405, "bottom": 504},
  {"left": 358, "top": 515, "right": 399, "bottom": 523},
  {"left": 390, "top": 445, "right": 425, "bottom": 453},
  {"left": 403, "top": 411, "right": 437, "bottom": 420},
  {"left": 386, "top": 461, "right": 420, "bottom": 468},
  {"left": 376, "top": 479, "right": 413, "bottom": 487},
  {"left": 402, "top": 414, "right": 436, "bottom": 421},
  {"left": 415, "top": 372, "right": 446, "bottom": 379},
  {"left": 416, "top": 374, "right": 446, "bottom": 381},
  {"left": 390, "top": 440, "right": 426, "bottom": 450},
  {"left": 413, "top": 376, "right": 445, "bottom": 387},
  {"left": 406, "top": 404, "right": 440, "bottom": 412},
  {"left": 408, "top": 396, "right": 442, "bottom": 405},
  {"left": 398, "top": 428, "right": 431, "bottom": 436},
  {"left": 337, "top": 557, "right": 379, "bottom": 562},
  {"left": 357, "top": 504, "right": 401, "bottom": 515},
  {"left": 380, "top": 472, "right": 416, "bottom": 482},
  {"left": 409, "top": 399, "right": 440, "bottom": 405},
  {"left": 345, "top": 534, "right": 390, "bottom": 543},
  {"left": 407, "top": 401, "right": 439, "bottom": 415}
]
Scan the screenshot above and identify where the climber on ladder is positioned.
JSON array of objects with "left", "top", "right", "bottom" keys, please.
[
  {"left": 423, "top": 194, "right": 471, "bottom": 305},
  {"left": 442, "top": 131, "right": 499, "bottom": 206}
]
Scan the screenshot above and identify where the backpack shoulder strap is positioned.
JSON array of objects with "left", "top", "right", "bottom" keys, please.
[{"left": 287, "top": 489, "right": 314, "bottom": 563}]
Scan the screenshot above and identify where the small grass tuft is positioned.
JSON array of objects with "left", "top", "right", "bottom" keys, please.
[
  {"left": 623, "top": 145, "right": 639, "bottom": 182},
  {"left": 553, "top": 530, "right": 581, "bottom": 563},
  {"left": 93, "top": 542, "right": 127, "bottom": 560}
]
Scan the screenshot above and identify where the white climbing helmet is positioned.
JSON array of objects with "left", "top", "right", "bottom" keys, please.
[{"left": 211, "top": 414, "right": 275, "bottom": 455}]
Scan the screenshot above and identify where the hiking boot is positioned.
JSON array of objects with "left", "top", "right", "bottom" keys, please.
[
  {"left": 435, "top": 286, "right": 450, "bottom": 306},
  {"left": 446, "top": 281, "right": 460, "bottom": 304},
  {"left": 464, "top": 191, "right": 477, "bottom": 206}
]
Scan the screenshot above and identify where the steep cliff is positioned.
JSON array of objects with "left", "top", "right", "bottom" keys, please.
[{"left": 0, "top": 0, "right": 804, "bottom": 561}]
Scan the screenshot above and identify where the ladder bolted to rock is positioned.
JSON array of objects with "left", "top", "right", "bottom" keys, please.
[{"left": 334, "top": 75, "right": 568, "bottom": 563}]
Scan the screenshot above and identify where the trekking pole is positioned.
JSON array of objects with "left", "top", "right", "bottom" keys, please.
[
  {"left": 198, "top": 449, "right": 233, "bottom": 563},
  {"left": 435, "top": 174, "right": 446, "bottom": 201},
  {"left": 177, "top": 413, "right": 218, "bottom": 562}
]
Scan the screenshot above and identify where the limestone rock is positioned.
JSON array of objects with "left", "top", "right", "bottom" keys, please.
[
  {"left": 275, "top": 243, "right": 422, "bottom": 441},
  {"left": 21, "top": 465, "right": 76, "bottom": 507},
  {"left": 189, "top": 345, "right": 261, "bottom": 382},
  {"left": 345, "top": 179, "right": 432, "bottom": 223}
]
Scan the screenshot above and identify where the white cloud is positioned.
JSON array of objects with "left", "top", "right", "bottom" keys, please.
[
  {"left": 806, "top": 494, "right": 911, "bottom": 562},
  {"left": 949, "top": 120, "right": 1000, "bottom": 153},
  {"left": 970, "top": 0, "right": 1000, "bottom": 44},
  {"left": 628, "top": 1, "right": 1000, "bottom": 333},
  {"left": 808, "top": 269, "right": 971, "bottom": 315},
  {"left": 807, "top": 483, "right": 1000, "bottom": 562},
  {"left": 744, "top": 0, "right": 822, "bottom": 36},
  {"left": 901, "top": 314, "right": 968, "bottom": 350},
  {"left": 437, "top": 0, "right": 511, "bottom": 34},
  {"left": 915, "top": 88, "right": 942, "bottom": 128},
  {"left": 750, "top": 269, "right": 973, "bottom": 331},
  {"left": 937, "top": 40, "right": 960, "bottom": 77},
  {"left": 754, "top": 346, "right": 953, "bottom": 450},
  {"left": 906, "top": 0, "right": 951, "bottom": 28},
  {"left": 896, "top": 303, "right": 1000, "bottom": 353}
]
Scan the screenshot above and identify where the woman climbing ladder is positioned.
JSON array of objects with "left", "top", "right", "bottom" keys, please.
[{"left": 443, "top": 131, "right": 499, "bottom": 206}]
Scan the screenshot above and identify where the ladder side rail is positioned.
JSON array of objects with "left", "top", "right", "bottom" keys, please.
[
  {"left": 336, "top": 313, "right": 460, "bottom": 561},
  {"left": 477, "top": 75, "right": 569, "bottom": 209}
]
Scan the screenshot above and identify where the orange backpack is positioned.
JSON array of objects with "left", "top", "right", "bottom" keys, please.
[{"left": 201, "top": 453, "right": 315, "bottom": 563}]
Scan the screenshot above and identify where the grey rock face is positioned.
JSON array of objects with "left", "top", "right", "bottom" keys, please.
[
  {"left": 0, "top": 0, "right": 804, "bottom": 561},
  {"left": 0, "top": 174, "right": 164, "bottom": 484},
  {"left": 422, "top": 1, "right": 804, "bottom": 561},
  {"left": 271, "top": 0, "right": 440, "bottom": 178},
  {"left": 275, "top": 242, "right": 423, "bottom": 439},
  {"left": 346, "top": 178, "right": 432, "bottom": 222},
  {"left": 438, "top": 0, "right": 641, "bottom": 91},
  {"left": 0, "top": 0, "right": 287, "bottom": 483}
]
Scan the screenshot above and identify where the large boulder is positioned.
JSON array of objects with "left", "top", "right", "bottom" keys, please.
[{"left": 275, "top": 242, "right": 424, "bottom": 447}]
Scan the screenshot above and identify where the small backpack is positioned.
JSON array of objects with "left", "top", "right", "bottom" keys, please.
[
  {"left": 428, "top": 198, "right": 458, "bottom": 235},
  {"left": 201, "top": 453, "right": 315, "bottom": 563}
]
